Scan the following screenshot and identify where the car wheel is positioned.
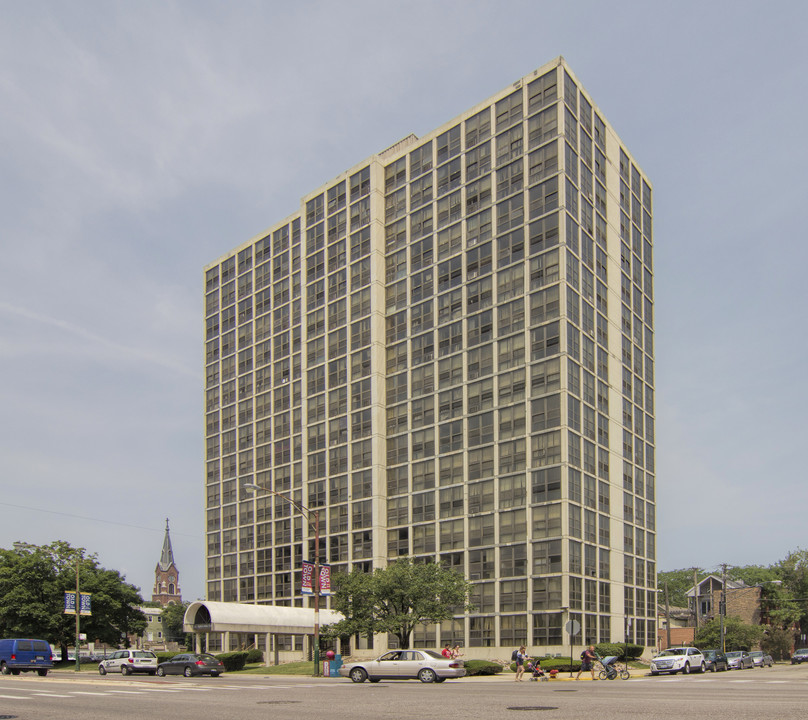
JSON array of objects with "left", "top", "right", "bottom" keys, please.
[
  {"left": 184, "top": 666, "right": 193, "bottom": 678},
  {"left": 0, "top": 664, "right": 9, "bottom": 675},
  {"left": 99, "top": 665, "right": 107, "bottom": 676},
  {"left": 210, "top": 672, "right": 219, "bottom": 677},
  {"left": 681, "top": 662, "right": 690, "bottom": 675},
  {"left": 121, "top": 665, "right": 131, "bottom": 676},
  {"left": 418, "top": 668, "right": 437, "bottom": 683},
  {"left": 157, "top": 667, "right": 166, "bottom": 677},
  {"left": 149, "top": 671, "right": 156, "bottom": 676},
  {"left": 650, "top": 671, "right": 659, "bottom": 676},
  {"left": 698, "top": 662, "right": 705, "bottom": 673},
  {"left": 349, "top": 667, "right": 367, "bottom": 683},
  {"left": 37, "top": 669, "right": 48, "bottom": 677}
]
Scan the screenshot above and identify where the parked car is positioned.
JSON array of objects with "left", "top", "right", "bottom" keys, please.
[
  {"left": 748, "top": 650, "right": 773, "bottom": 668},
  {"left": 650, "top": 647, "right": 706, "bottom": 675},
  {"left": 726, "top": 651, "right": 754, "bottom": 669},
  {"left": 0, "top": 638, "right": 53, "bottom": 676},
  {"left": 98, "top": 649, "right": 157, "bottom": 676},
  {"left": 156, "top": 653, "right": 224, "bottom": 677},
  {"left": 791, "top": 648, "right": 808, "bottom": 664},
  {"left": 339, "top": 649, "right": 465, "bottom": 683},
  {"left": 703, "top": 649, "right": 729, "bottom": 672}
]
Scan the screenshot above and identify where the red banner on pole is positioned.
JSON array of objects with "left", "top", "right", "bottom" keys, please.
[{"left": 302, "top": 562, "right": 331, "bottom": 595}]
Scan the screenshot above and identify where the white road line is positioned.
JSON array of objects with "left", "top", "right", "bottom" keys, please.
[
  {"left": 0, "top": 694, "right": 31, "bottom": 699},
  {"left": 106, "top": 689, "right": 146, "bottom": 694},
  {"left": 72, "top": 692, "right": 111, "bottom": 696},
  {"left": 33, "top": 693, "right": 73, "bottom": 697}
]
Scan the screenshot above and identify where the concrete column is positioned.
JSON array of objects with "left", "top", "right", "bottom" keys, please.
[{"left": 264, "top": 633, "right": 272, "bottom": 666}]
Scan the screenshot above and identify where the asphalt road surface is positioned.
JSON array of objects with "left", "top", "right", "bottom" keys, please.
[{"left": 0, "top": 663, "right": 806, "bottom": 719}]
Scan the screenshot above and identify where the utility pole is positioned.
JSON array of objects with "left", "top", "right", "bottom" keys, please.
[
  {"left": 693, "top": 568, "right": 700, "bottom": 629},
  {"left": 720, "top": 563, "right": 728, "bottom": 653},
  {"left": 664, "top": 582, "right": 671, "bottom": 650}
]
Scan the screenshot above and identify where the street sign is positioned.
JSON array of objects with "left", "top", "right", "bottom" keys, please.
[{"left": 565, "top": 619, "right": 581, "bottom": 636}]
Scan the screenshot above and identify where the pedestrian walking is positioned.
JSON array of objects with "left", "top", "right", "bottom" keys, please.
[{"left": 576, "top": 645, "right": 598, "bottom": 680}]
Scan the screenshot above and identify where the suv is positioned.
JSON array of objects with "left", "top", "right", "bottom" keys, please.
[
  {"left": 98, "top": 650, "right": 158, "bottom": 676},
  {"left": 791, "top": 648, "right": 808, "bottom": 664},
  {"left": 650, "top": 647, "right": 706, "bottom": 675}
]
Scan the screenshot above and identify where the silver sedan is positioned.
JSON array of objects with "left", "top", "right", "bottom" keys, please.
[
  {"left": 726, "top": 651, "right": 754, "bottom": 669},
  {"left": 748, "top": 651, "right": 773, "bottom": 668},
  {"left": 339, "top": 649, "right": 465, "bottom": 683}
]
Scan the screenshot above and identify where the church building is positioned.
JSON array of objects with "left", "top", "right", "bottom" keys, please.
[{"left": 152, "top": 518, "right": 182, "bottom": 606}]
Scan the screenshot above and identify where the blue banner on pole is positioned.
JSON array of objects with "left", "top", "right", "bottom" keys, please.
[
  {"left": 79, "top": 593, "right": 92, "bottom": 616},
  {"left": 64, "top": 591, "right": 76, "bottom": 615}
]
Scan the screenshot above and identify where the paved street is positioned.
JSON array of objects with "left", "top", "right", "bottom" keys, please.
[{"left": 0, "top": 664, "right": 806, "bottom": 719}]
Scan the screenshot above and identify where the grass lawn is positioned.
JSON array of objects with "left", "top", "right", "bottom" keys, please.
[{"left": 232, "top": 661, "right": 318, "bottom": 675}]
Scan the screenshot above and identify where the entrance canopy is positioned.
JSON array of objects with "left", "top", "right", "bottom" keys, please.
[{"left": 183, "top": 601, "right": 344, "bottom": 635}]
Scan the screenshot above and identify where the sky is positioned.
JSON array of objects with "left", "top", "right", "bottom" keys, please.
[{"left": 1, "top": 0, "right": 807, "bottom": 602}]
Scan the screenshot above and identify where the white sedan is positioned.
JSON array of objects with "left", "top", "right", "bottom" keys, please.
[
  {"left": 339, "top": 649, "right": 465, "bottom": 683},
  {"left": 650, "top": 647, "right": 706, "bottom": 675}
]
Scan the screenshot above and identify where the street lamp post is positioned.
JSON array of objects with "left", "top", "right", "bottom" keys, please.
[{"left": 244, "top": 481, "right": 321, "bottom": 677}]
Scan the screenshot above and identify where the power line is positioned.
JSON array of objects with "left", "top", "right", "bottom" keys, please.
[{"left": 0, "top": 501, "right": 196, "bottom": 538}]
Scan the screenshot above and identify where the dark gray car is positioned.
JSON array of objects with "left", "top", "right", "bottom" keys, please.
[
  {"left": 703, "top": 649, "right": 728, "bottom": 672},
  {"left": 156, "top": 653, "right": 224, "bottom": 677}
]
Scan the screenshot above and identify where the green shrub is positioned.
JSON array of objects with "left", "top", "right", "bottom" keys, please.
[
  {"left": 215, "top": 651, "right": 249, "bottom": 672},
  {"left": 464, "top": 660, "right": 502, "bottom": 676},
  {"left": 245, "top": 649, "right": 264, "bottom": 664},
  {"left": 594, "top": 643, "right": 643, "bottom": 660},
  {"left": 155, "top": 652, "right": 179, "bottom": 663}
]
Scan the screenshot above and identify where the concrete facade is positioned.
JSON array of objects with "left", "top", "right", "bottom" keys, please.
[{"left": 203, "top": 57, "right": 656, "bottom": 657}]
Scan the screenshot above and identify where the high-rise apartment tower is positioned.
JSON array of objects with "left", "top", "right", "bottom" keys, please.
[{"left": 203, "top": 56, "right": 656, "bottom": 655}]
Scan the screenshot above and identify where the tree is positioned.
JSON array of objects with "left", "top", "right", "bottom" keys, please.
[
  {"left": 761, "top": 626, "right": 795, "bottom": 661},
  {"left": 694, "top": 616, "right": 764, "bottom": 651},
  {"left": 161, "top": 601, "right": 192, "bottom": 648},
  {"left": 323, "top": 558, "right": 473, "bottom": 649},
  {"left": 656, "top": 568, "right": 709, "bottom": 609},
  {"left": 0, "top": 542, "right": 146, "bottom": 659},
  {"left": 775, "top": 550, "right": 808, "bottom": 630}
]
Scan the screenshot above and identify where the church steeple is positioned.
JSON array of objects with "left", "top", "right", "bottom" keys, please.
[
  {"left": 152, "top": 517, "right": 182, "bottom": 606},
  {"left": 159, "top": 518, "right": 175, "bottom": 571}
]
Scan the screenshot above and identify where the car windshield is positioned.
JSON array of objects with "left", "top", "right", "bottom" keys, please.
[
  {"left": 657, "top": 649, "right": 686, "bottom": 657},
  {"left": 749, "top": 652, "right": 762, "bottom": 657},
  {"left": 726, "top": 652, "right": 742, "bottom": 658},
  {"left": 423, "top": 651, "right": 444, "bottom": 660}
]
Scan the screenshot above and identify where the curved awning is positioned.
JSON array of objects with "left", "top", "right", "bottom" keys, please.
[{"left": 183, "top": 601, "right": 344, "bottom": 635}]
